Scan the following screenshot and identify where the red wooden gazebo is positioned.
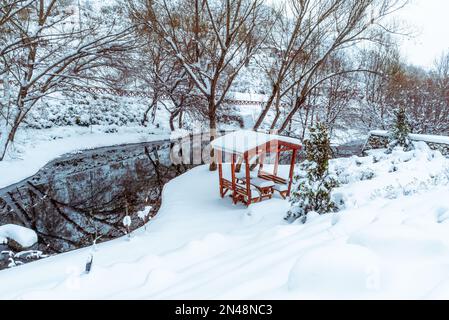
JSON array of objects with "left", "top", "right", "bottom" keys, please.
[{"left": 211, "top": 130, "right": 302, "bottom": 206}]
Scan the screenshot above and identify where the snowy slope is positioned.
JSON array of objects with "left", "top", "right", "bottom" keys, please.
[{"left": 0, "top": 142, "right": 448, "bottom": 299}]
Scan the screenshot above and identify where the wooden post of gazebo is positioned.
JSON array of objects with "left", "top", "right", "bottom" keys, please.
[
  {"left": 217, "top": 149, "right": 224, "bottom": 198},
  {"left": 231, "top": 153, "right": 236, "bottom": 204},
  {"left": 287, "top": 147, "right": 297, "bottom": 197},
  {"left": 244, "top": 153, "right": 251, "bottom": 206}
]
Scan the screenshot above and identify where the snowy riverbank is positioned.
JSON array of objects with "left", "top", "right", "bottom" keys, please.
[
  {"left": 0, "top": 142, "right": 448, "bottom": 299},
  {"left": 0, "top": 126, "right": 170, "bottom": 189}
]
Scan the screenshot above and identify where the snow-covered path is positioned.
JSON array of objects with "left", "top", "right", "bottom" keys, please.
[{"left": 1, "top": 143, "right": 449, "bottom": 299}]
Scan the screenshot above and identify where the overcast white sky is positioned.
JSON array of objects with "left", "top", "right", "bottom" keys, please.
[{"left": 397, "top": 0, "right": 449, "bottom": 68}]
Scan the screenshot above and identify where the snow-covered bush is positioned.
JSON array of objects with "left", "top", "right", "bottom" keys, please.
[
  {"left": 388, "top": 107, "right": 413, "bottom": 152},
  {"left": 286, "top": 123, "right": 339, "bottom": 223},
  {"left": 0, "top": 224, "right": 38, "bottom": 250},
  {"left": 330, "top": 142, "right": 449, "bottom": 208},
  {"left": 333, "top": 159, "right": 377, "bottom": 185},
  {"left": 24, "top": 94, "right": 150, "bottom": 129},
  {"left": 1, "top": 250, "right": 48, "bottom": 269}
]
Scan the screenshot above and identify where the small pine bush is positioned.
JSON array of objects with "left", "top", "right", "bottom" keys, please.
[
  {"left": 285, "top": 122, "right": 339, "bottom": 223},
  {"left": 388, "top": 107, "right": 413, "bottom": 152}
]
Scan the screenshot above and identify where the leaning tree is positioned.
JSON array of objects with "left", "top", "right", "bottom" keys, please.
[{"left": 253, "top": 0, "right": 409, "bottom": 134}]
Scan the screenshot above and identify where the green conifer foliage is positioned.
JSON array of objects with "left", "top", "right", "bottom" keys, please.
[
  {"left": 388, "top": 107, "right": 413, "bottom": 152},
  {"left": 285, "top": 123, "right": 339, "bottom": 223}
]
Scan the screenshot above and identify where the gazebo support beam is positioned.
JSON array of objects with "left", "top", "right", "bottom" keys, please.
[
  {"left": 258, "top": 150, "right": 266, "bottom": 175},
  {"left": 274, "top": 144, "right": 280, "bottom": 176},
  {"left": 217, "top": 149, "right": 223, "bottom": 197},
  {"left": 244, "top": 153, "right": 251, "bottom": 206},
  {"left": 231, "top": 153, "right": 236, "bottom": 204},
  {"left": 287, "top": 148, "right": 297, "bottom": 197}
]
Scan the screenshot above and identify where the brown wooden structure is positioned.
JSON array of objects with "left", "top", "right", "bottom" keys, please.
[{"left": 211, "top": 131, "right": 302, "bottom": 206}]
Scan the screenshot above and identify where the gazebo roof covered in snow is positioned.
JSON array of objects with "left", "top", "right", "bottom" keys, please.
[{"left": 211, "top": 130, "right": 301, "bottom": 155}]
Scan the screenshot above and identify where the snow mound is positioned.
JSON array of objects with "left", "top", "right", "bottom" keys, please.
[
  {"left": 0, "top": 225, "right": 38, "bottom": 248},
  {"left": 348, "top": 224, "right": 449, "bottom": 260},
  {"left": 288, "top": 244, "right": 380, "bottom": 296}
]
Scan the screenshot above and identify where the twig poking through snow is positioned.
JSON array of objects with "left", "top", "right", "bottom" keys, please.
[
  {"left": 137, "top": 206, "right": 152, "bottom": 231},
  {"left": 123, "top": 214, "right": 132, "bottom": 240},
  {"left": 85, "top": 254, "right": 93, "bottom": 274}
]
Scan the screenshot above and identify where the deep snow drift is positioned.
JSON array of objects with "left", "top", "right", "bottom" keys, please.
[{"left": 0, "top": 142, "right": 448, "bottom": 299}]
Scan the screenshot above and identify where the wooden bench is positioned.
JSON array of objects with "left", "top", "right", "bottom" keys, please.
[
  {"left": 258, "top": 171, "right": 290, "bottom": 199},
  {"left": 235, "top": 176, "right": 275, "bottom": 202},
  {"left": 221, "top": 178, "right": 266, "bottom": 204}
]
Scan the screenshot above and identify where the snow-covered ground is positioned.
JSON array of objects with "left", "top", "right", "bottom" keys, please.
[
  {"left": 0, "top": 142, "right": 448, "bottom": 299},
  {"left": 0, "top": 126, "right": 169, "bottom": 189}
]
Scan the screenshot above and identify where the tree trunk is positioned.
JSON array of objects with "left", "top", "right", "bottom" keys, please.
[
  {"left": 270, "top": 110, "right": 280, "bottom": 130},
  {"left": 178, "top": 109, "right": 183, "bottom": 129},
  {"left": 279, "top": 95, "right": 307, "bottom": 133},
  {"left": 142, "top": 105, "right": 151, "bottom": 126},
  {"left": 0, "top": 120, "right": 19, "bottom": 161},
  {"left": 301, "top": 106, "right": 310, "bottom": 140},
  {"left": 151, "top": 101, "right": 158, "bottom": 123},
  {"left": 8, "top": 121, "right": 19, "bottom": 143},
  {"left": 0, "top": 101, "right": 24, "bottom": 160},
  {"left": 0, "top": 131, "right": 11, "bottom": 161},
  {"left": 169, "top": 112, "right": 176, "bottom": 131},
  {"left": 169, "top": 107, "right": 182, "bottom": 131},
  {"left": 209, "top": 106, "right": 217, "bottom": 171},
  {"left": 253, "top": 84, "right": 278, "bottom": 130},
  {"left": 270, "top": 92, "right": 282, "bottom": 130}
]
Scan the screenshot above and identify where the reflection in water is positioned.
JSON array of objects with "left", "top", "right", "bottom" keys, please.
[{"left": 0, "top": 139, "right": 196, "bottom": 270}]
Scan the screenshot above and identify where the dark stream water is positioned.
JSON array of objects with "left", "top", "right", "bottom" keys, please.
[{"left": 0, "top": 137, "right": 200, "bottom": 270}]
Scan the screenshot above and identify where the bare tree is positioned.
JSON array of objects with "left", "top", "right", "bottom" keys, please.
[
  {"left": 253, "top": 0, "right": 409, "bottom": 133},
  {"left": 431, "top": 53, "right": 449, "bottom": 133},
  {"left": 129, "top": 0, "right": 271, "bottom": 170},
  {"left": 0, "top": 0, "right": 33, "bottom": 27},
  {"left": 136, "top": 40, "right": 170, "bottom": 126},
  {"left": 355, "top": 40, "right": 402, "bottom": 130},
  {"left": 433, "top": 51, "right": 449, "bottom": 97},
  {"left": 301, "top": 55, "right": 358, "bottom": 138},
  {"left": 405, "top": 61, "right": 449, "bottom": 134},
  {"left": 358, "top": 49, "right": 449, "bottom": 135},
  {"left": 0, "top": 0, "right": 135, "bottom": 160}
]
